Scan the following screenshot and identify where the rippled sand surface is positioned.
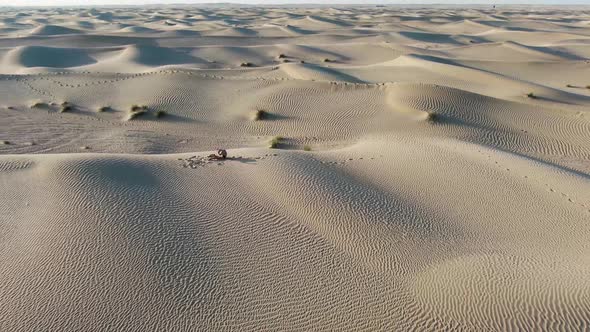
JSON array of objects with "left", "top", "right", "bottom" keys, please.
[{"left": 1, "top": 5, "right": 590, "bottom": 331}]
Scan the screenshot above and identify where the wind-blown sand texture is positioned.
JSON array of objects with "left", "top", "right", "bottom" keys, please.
[{"left": 1, "top": 4, "right": 590, "bottom": 331}]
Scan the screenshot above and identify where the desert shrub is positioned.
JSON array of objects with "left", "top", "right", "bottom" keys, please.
[
  {"left": 30, "top": 102, "right": 47, "bottom": 108},
  {"left": 303, "top": 145, "right": 312, "bottom": 151},
  {"left": 0, "top": 140, "right": 10, "bottom": 145},
  {"left": 98, "top": 106, "right": 110, "bottom": 112},
  {"left": 240, "top": 62, "right": 253, "bottom": 67},
  {"left": 425, "top": 111, "right": 439, "bottom": 123},
  {"left": 278, "top": 54, "right": 286, "bottom": 59},
  {"left": 527, "top": 92, "right": 537, "bottom": 99},
  {"left": 155, "top": 110, "right": 167, "bottom": 118},
  {"left": 253, "top": 109, "right": 268, "bottom": 121},
  {"left": 566, "top": 84, "right": 574, "bottom": 88},
  {"left": 323, "top": 58, "right": 331, "bottom": 63},
  {"left": 131, "top": 104, "right": 147, "bottom": 112},
  {"left": 60, "top": 105, "right": 72, "bottom": 113},
  {"left": 127, "top": 105, "right": 148, "bottom": 120},
  {"left": 270, "top": 136, "right": 283, "bottom": 149},
  {"left": 128, "top": 110, "right": 146, "bottom": 120}
]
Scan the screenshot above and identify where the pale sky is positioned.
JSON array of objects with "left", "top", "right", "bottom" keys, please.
[{"left": 4, "top": 0, "right": 590, "bottom": 6}]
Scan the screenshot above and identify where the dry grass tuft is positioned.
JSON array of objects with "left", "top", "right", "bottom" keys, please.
[
  {"left": 128, "top": 105, "right": 148, "bottom": 120},
  {"left": 270, "top": 136, "right": 283, "bottom": 149},
  {"left": 60, "top": 105, "right": 72, "bottom": 113},
  {"left": 131, "top": 104, "right": 148, "bottom": 112},
  {"left": 128, "top": 110, "right": 146, "bottom": 120},
  {"left": 425, "top": 111, "right": 439, "bottom": 123},
  {"left": 253, "top": 109, "right": 268, "bottom": 121},
  {"left": 30, "top": 102, "right": 47, "bottom": 109}
]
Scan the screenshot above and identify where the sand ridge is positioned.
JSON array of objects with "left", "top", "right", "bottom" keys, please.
[{"left": 1, "top": 4, "right": 590, "bottom": 331}]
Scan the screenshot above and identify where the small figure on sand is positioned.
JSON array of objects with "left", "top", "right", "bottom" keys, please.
[{"left": 208, "top": 149, "right": 228, "bottom": 161}]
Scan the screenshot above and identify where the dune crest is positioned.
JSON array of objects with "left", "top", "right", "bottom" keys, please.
[{"left": 29, "top": 24, "right": 82, "bottom": 35}]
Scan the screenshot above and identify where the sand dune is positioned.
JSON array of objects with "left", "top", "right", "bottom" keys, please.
[
  {"left": 117, "top": 25, "right": 160, "bottom": 34},
  {"left": 281, "top": 62, "right": 365, "bottom": 82},
  {"left": 4, "top": 46, "right": 97, "bottom": 69},
  {"left": 113, "top": 45, "right": 199, "bottom": 66},
  {"left": 29, "top": 24, "right": 83, "bottom": 36},
  {"left": 1, "top": 4, "right": 590, "bottom": 331}
]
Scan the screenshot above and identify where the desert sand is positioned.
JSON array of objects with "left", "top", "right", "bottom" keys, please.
[{"left": 1, "top": 4, "right": 590, "bottom": 331}]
